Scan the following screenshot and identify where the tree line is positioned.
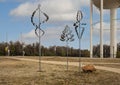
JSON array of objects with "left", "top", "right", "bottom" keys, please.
[
  {"left": 93, "top": 42, "right": 120, "bottom": 58},
  {"left": 0, "top": 41, "right": 90, "bottom": 57},
  {"left": 0, "top": 41, "right": 120, "bottom": 58}
]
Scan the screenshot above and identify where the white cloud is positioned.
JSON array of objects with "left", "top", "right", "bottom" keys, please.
[
  {"left": 23, "top": 29, "right": 36, "bottom": 39},
  {"left": 93, "top": 22, "right": 110, "bottom": 30},
  {"left": 22, "top": 26, "right": 63, "bottom": 44},
  {"left": 44, "top": 27, "right": 62, "bottom": 40},
  {"left": 10, "top": 0, "right": 89, "bottom": 22},
  {"left": 10, "top": 2, "right": 36, "bottom": 17},
  {"left": 93, "top": 21, "right": 120, "bottom": 45},
  {"left": 93, "top": 22, "right": 110, "bottom": 45}
]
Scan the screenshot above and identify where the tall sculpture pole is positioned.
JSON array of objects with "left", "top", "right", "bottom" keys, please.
[
  {"left": 73, "top": 10, "right": 85, "bottom": 72},
  {"left": 38, "top": 4, "right": 42, "bottom": 72},
  {"left": 31, "top": 4, "right": 49, "bottom": 71},
  {"left": 60, "top": 25, "right": 74, "bottom": 71}
]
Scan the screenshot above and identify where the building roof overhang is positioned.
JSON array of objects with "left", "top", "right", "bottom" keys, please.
[{"left": 92, "top": 0, "right": 120, "bottom": 9}]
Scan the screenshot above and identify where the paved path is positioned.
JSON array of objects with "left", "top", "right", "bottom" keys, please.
[{"left": 6, "top": 57, "right": 120, "bottom": 74}]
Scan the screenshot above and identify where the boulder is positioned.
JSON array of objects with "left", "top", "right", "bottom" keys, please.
[{"left": 82, "top": 64, "right": 96, "bottom": 72}]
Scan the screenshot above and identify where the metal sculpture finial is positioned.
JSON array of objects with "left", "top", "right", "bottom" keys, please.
[
  {"left": 73, "top": 10, "right": 84, "bottom": 39},
  {"left": 31, "top": 4, "right": 49, "bottom": 72},
  {"left": 77, "top": 10, "right": 83, "bottom": 22}
]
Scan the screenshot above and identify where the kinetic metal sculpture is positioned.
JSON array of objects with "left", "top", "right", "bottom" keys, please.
[
  {"left": 60, "top": 25, "right": 74, "bottom": 71},
  {"left": 31, "top": 4, "right": 49, "bottom": 71},
  {"left": 73, "top": 10, "right": 85, "bottom": 72}
]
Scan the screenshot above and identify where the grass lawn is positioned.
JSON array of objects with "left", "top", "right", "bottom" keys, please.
[{"left": 0, "top": 57, "right": 120, "bottom": 85}]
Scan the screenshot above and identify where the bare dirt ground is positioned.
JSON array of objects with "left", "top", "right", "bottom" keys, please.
[
  {"left": 18, "top": 56, "right": 120, "bottom": 63},
  {"left": 10, "top": 56, "right": 120, "bottom": 69},
  {"left": 0, "top": 57, "right": 120, "bottom": 85}
]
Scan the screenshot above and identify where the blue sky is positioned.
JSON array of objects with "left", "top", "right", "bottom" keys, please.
[{"left": 0, "top": 0, "right": 120, "bottom": 50}]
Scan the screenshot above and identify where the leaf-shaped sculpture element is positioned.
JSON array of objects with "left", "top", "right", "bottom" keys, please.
[{"left": 60, "top": 25, "right": 74, "bottom": 42}]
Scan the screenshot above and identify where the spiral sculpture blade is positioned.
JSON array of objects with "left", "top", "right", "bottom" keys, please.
[{"left": 31, "top": 4, "right": 49, "bottom": 37}]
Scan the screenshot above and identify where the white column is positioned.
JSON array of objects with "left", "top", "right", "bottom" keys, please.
[
  {"left": 90, "top": 0, "right": 93, "bottom": 58},
  {"left": 110, "top": 8, "right": 117, "bottom": 58},
  {"left": 100, "top": 0, "right": 103, "bottom": 58}
]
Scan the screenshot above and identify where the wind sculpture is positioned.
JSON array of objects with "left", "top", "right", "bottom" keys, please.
[
  {"left": 31, "top": 4, "right": 49, "bottom": 71},
  {"left": 73, "top": 10, "right": 85, "bottom": 72},
  {"left": 60, "top": 25, "right": 74, "bottom": 71}
]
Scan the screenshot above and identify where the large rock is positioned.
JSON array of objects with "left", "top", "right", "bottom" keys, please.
[{"left": 82, "top": 64, "right": 96, "bottom": 72}]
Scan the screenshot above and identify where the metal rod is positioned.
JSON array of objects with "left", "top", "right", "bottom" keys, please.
[
  {"left": 38, "top": 4, "right": 41, "bottom": 72},
  {"left": 66, "top": 40, "right": 68, "bottom": 71},
  {"left": 78, "top": 21, "right": 81, "bottom": 72}
]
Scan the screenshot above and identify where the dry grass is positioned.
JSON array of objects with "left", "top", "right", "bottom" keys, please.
[{"left": 0, "top": 57, "right": 120, "bottom": 85}]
